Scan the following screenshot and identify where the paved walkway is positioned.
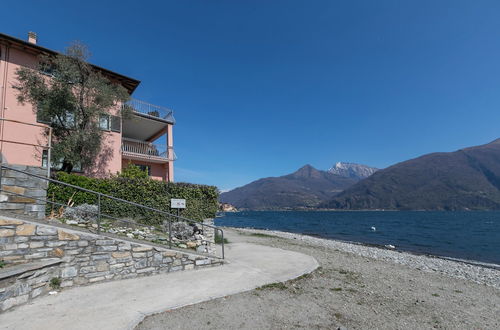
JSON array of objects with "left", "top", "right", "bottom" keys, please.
[{"left": 0, "top": 230, "right": 318, "bottom": 330}]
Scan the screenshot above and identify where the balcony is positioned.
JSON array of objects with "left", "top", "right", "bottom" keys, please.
[
  {"left": 121, "top": 137, "right": 176, "bottom": 163},
  {"left": 122, "top": 98, "right": 175, "bottom": 141},
  {"left": 124, "top": 98, "right": 175, "bottom": 123}
]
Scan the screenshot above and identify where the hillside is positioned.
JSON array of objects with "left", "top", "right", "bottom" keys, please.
[
  {"left": 219, "top": 165, "right": 359, "bottom": 210},
  {"left": 323, "top": 139, "right": 500, "bottom": 210}
]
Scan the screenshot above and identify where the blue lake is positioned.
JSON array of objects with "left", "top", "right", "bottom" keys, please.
[{"left": 215, "top": 211, "right": 500, "bottom": 265}]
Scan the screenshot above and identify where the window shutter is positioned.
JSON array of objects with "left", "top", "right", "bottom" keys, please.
[{"left": 110, "top": 115, "right": 121, "bottom": 132}]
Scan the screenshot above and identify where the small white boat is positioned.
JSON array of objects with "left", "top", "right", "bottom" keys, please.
[{"left": 371, "top": 226, "right": 376, "bottom": 231}]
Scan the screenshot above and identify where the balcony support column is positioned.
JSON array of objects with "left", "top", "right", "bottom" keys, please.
[{"left": 167, "top": 124, "right": 174, "bottom": 182}]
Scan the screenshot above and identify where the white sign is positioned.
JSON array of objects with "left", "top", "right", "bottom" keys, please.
[{"left": 171, "top": 198, "right": 186, "bottom": 209}]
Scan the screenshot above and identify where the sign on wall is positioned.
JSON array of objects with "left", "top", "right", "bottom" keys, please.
[{"left": 171, "top": 198, "right": 186, "bottom": 209}]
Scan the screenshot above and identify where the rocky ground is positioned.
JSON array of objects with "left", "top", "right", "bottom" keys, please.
[
  {"left": 49, "top": 203, "right": 213, "bottom": 253},
  {"left": 137, "top": 227, "right": 500, "bottom": 330}
]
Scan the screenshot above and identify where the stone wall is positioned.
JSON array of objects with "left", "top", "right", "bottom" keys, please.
[
  {"left": 0, "top": 165, "right": 47, "bottom": 219},
  {"left": 202, "top": 218, "right": 216, "bottom": 255},
  {"left": 0, "top": 218, "right": 222, "bottom": 312}
]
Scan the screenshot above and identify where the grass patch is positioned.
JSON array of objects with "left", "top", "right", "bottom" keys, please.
[
  {"left": 0, "top": 260, "right": 5, "bottom": 269},
  {"left": 215, "top": 231, "right": 229, "bottom": 244},
  {"left": 330, "top": 287, "right": 343, "bottom": 292},
  {"left": 334, "top": 268, "right": 361, "bottom": 282},
  {"left": 257, "top": 282, "right": 288, "bottom": 290},
  {"left": 290, "top": 271, "right": 313, "bottom": 283},
  {"left": 454, "top": 290, "right": 463, "bottom": 294},
  {"left": 50, "top": 277, "right": 61, "bottom": 290},
  {"left": 432, "top": 293, "right": 440, "bottom": 297},
  {"left": 249, "top": 232, "right": 275, "bottom": 238}
]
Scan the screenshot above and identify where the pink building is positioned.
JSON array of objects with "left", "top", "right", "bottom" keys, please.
[{"left": 0, "top": 32, "right": 175, "bottom": 181}]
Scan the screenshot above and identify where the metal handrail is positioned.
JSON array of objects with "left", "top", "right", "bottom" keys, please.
[{"left": 0, "top": 164, "right": 224, "bottom": 259}]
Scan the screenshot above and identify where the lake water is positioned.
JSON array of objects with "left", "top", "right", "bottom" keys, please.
[{"left": 215, "top": 211, "right": 500, "bottom": 265}]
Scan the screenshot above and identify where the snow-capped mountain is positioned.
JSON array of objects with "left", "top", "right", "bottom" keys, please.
[{"left": 328, "top": 162, "right": 378, "bottom": 179}]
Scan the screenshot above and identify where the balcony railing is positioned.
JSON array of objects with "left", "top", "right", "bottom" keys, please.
[
  {"left": 124, "top": 98, "right": 174, "bottom": 121},
  {"left": 122, "top": 137, "right": 176, "bottom": 162}
]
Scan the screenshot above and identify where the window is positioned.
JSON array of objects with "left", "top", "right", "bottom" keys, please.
[
  {"left": 41, "top": 150, "right": 82, "bottom": 172},
  {"left": 39, "top": 63, "right": 56, "bottom": 77},
  {"left": 41, "top": 150, "right": 48, "bottom": 169},
  {"left": 100, "top": 114, "right": 121, "bottom": 132},
  {"left": 36, "top": 103, "right": 51, "bottom": 124},
  {"left": 36, "top": 110, "right": 51, "bottom": 124},
  {"left": 64, "top": 112, "right": 75, "bottom": 127},
  {"left": 99, "top": 114, "right": 110, "bottom": 130},
  {"left": 137, "top": 164, "right": 151, "bottom": 176},
  {"left": 37, "top": 108, "right": 76, "bottom": 128}
]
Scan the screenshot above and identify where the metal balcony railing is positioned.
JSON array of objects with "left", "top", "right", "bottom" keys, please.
[
  {"left": 122, "top": 137, "right": 176, "bottom": 161},
  {"left": 124, "top": 98, "right": 174, "bottom": 121}
]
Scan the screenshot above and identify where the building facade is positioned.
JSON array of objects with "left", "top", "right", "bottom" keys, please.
[{"left": 0, "top": 32, "right": 175, "bottom": 181}]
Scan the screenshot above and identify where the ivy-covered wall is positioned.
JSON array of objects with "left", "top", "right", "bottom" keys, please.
[{"left": 47, "top": 172, "right": 219, "bottom": 225}]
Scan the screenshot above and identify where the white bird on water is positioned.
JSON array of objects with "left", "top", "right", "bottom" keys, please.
[{"left": 371, "top": 226, "right": 376, "bottom": 231}]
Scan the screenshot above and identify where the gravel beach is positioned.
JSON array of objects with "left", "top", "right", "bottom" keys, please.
[{"left": 137, "top": 227, "right": 500, "bottom": 330}]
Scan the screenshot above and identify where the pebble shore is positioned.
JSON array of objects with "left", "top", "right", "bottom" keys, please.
[{"left": 235, "top": 227, "right": 500, "bottom": 290}]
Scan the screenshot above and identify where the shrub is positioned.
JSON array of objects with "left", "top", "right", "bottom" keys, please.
[
  {"left": 48, "top": 172, "right": 218, "bottom": 225},
  {"left": 0, "top": 260, "right": 5, "bottom": 269},
  {"left": 118, "top": 163, "right": 149, "bottom": 179},
  {"left": 50, "top": 277, "right": 61, "bottom": 289}
]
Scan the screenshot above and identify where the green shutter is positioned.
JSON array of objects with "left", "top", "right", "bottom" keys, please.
[{"left": 110, "top": 115, "right": 121, "bottom": 132}]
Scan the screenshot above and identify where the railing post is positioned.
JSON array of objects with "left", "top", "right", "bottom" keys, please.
[
  {"left": 47, "top": 127, "right": 52, "bottom": 178},
  {"left": 168, "top": 216, "right": 172, "bottom": 249},
  {"left": 221, "top": 229, "right": 225, "bottom": 259},
  {"left": 97, "top": 193, "right": 101, "bottom": 234}
]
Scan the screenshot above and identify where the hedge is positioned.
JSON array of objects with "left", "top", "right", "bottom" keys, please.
[{"left": 47, "top": 172, "right": 219, "bottom": 225}]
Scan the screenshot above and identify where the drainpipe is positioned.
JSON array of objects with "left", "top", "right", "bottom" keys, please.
[
  {"left": 47, "top": 127, "right": 52, "bottom": 178},
  {"left": 167, "top": 124, "right": 174, "bottom": 182},
  {"left": 0, "top": 43, "right": 9, "bottom": 164}
]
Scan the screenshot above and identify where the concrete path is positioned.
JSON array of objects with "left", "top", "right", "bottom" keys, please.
[{"left": 0, "top": 230, "right": 318, "bottom": 330}]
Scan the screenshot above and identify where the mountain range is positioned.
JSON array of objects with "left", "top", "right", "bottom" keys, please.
[
  {"left": 220, "top": 163, "right": 377, "bottom": 210},
  {"left": 324, "top": 139, "right": 500, "bottom": 210},
  {"left": 328, "top": 162, "right": 378, "bottom": 179}
]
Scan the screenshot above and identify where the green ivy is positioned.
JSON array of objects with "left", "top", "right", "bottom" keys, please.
[{"left": 47, "top": 172, "right": 219, "bottom": 225}]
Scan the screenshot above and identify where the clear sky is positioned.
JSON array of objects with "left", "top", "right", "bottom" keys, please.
[{"left": 3, "top": 1, "right": 500, "bottom": 191}]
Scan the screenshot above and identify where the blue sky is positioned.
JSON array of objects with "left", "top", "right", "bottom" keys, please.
[{"left": 4, "top": 1, "right": 500, "bottom": 191}]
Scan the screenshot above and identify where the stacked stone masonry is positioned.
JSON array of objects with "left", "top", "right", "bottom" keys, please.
[
  {"left": 202, "top": 219, "right": 216, "bottom": 255},
  {"left": 0, "top": 165, "right": 47, "bottom": 219},
  {"left": 0, "top": 218, "right": 222, "bottom": 312}
]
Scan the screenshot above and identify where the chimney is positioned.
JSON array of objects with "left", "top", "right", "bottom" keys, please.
[{"left": 27, "top": 31, "right": 37, "bottom": 44}]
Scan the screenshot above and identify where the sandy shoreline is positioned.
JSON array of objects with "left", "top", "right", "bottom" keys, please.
[
  {"left": 138, "top": 227, "right": 500, "bottom": 330},
  {"left": 231, "top": 227, "right": 500, "bottom": 289}
]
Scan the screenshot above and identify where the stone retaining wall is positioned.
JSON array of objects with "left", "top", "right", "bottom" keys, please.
[
  {"left": 0, "top": 218, "right": 222, "bottom": 312},
  {"left": 0, "top": 165, "right": 47, "bottom": 219},
  {"left": 202, "top": 218, "right": 216, "bottom": 255}
]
